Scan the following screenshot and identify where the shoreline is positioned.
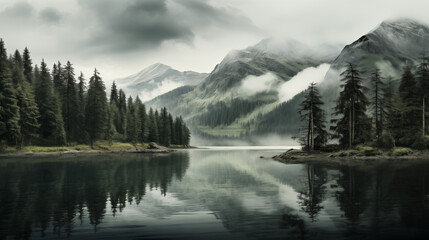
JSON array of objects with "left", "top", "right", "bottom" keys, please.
[
  {"left": 271, "top": 148, "right": 429, "bottom": 167},
  {"left": 0, "top": 148, "right": 176, "bottom": 158},
  {"left": 0, "top": 142, "right": 195, "bottom": 158}
]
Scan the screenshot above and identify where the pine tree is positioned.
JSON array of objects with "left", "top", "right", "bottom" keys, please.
[
  {"left": 0, "top": 39, "right": 21, "bottom": 146},
  {"left": 148, "top": 108, "right": 159, "bottom": 143},
  {"left": 135, "top": 97, "right": 148, "bottom": 143},
  {"left": 63, "top": 61, "right": 79, "bottom": 142},
  {"left": 85, "top": 69, "right": 107, "bottom": 147},
  {"left": 298, "top": 83, "right": 328, "bottom": 151},
  {"left": 416, "top": 56, "right": 429, "bottom": 136},
  {"left": 391, "top": 66, "right": 421, "bottom": 146},
  {"left": 175, "top": 117, "right": 183, "bottom": 145},
  {"left": 105, "top": 104, "right": 116, "bottom": 145},
  {"left": 34, "top": 60, "right": 66, "bottom": 145},
  {"left": 183, "top": 123, "right": 191, "bottom": 146},
  {"left": 77, "top": 72, "right": 87, "bottom": 143},
  {"left": 331, "top": 63, "right": 371, "bottom": 148},
  {"left": 116, "top": 89, "right": 127, "bottom": 135},
  {"left": 22, "top": 47, "right": 33, "bottom": 83},
  {"left": 160, "top": 107, "right": 171, "bottom": 146},
  {"left": 382, "top": 77, "right": 395, "bottom": 131},
  {"left": 370, "top": 68, "right": 384, "bottom": 146},
  {"left": 155, "top": 110, "right": 162, "bottom": 144},
  {"left": 13, "top": 50, "right": 23, "bottom": 67},
  {"left": 16, "top": 82, "right": 40, "bottom": 147},
  {"left": 169, "top": 114, "right": 175, "bottom": 145},
  {"left": 11, "top": 55, "right": 40, "bottom": 147},
  {"left": 110, "top": 81, "right": 119, "bottom": 106},
  {"left": 126, "top": 96, "right": 139, "bottom": 144}
]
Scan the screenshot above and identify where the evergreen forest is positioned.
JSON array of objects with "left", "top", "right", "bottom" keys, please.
[
  {"left": 0, "top": 39, "right": 190, "bottom": 151},
  {"left": 298, "top": 60, "right": 429, "bottom": 151}
]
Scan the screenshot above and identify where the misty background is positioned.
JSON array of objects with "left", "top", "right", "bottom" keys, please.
[{"left": 1, "top": 0, "right": 429, "bottom": 87}]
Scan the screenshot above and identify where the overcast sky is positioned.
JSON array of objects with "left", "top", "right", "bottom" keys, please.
[{"left": 1, "top": 0, "right": 429, "bottom": 85}]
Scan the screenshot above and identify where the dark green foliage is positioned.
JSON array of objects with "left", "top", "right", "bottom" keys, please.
[
  {"left": 126, "top": 96, "right": 141, "bottom": 144},
  {"left": 416, "top": 56, "right": 429, "bottom": 98},
  {"left": 148, "top": 108, "right": 159, "bottom": 143},
  {"left": 12, "top": 60, "right": 40, "bottom": 147},
  {"left": 110, "top": 81, "right": 118, "bottom": 105},
  {"left": 160, "top": 107, "right": 171, "bottom": 147},
  {"left": 416, "top": 57, "right": 429, "bottom": 136},
  {"left": 63, "top": 61, "right": 79, "bottom": 142},
  {"left": 370, "top": 68, "right": 384, "bottom": 146},
  {"left": 0, "top": 39, "right": 21, "bottom": 145},
  {"left": 77, "top": 72, "right": 87, "bottom": 143},
  {"left": 390, "top": 67, "right": 421, "bottom": 146},
  {"left": 255, "top": 92, "right": 303, "bottom": 135},
  {"left": 22, "top": 47, "right": 33, "bottom": 83},
  {"left": 199, "top": 99, "right": 268, "bottom": 127},
  {"left": 105, "top": 104, "right": 116, "bottom": 145},
  {"left": 34, "top": 60, "right": 66, "bottom": 145},
  {"left": 116, "top": 89, "right": 127, "bottom": 135},
  {"left": 380, "top": 131, "right": 395, "bottom": 150},
  {"left": 412, "top": 135, "right": 427, "bottom": 150},
  {"left": 85, "top": 69, "right": 107, "bottom": 147},
  {"left": 135, "top": 97, "right": 148, "bottom": 143},
  {"left": 0, "top": 40, "right": 186, "bottom": 150},
  {"left": 331, "top": 63, "right": 371, "bottom": 148},
  {"left": 298, "top": 83, "right": 328, "bottom": 151},
  {"left": 16, "top": 82, "right": 40, "bottom": 146},
  {"left": 169, "top": 114, "right": 175, "bottom": 144},
  {"left": 155, "top": 110, "right": 162, "bottom": 142}
]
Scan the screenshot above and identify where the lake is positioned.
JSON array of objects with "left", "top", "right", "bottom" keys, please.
[{"left": 1, "top": 148, "right": 429, "bottom": 239}]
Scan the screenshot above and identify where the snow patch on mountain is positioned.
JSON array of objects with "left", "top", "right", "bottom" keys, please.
[{"left": 115, "top": 63, "right": 208, "bottom": 102}]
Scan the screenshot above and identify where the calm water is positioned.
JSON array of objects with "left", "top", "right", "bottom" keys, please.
[{"left": 1, "top": 148, "right": 429, "bottom": 240}]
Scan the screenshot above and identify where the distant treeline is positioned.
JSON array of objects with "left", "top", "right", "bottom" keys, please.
[
  {"left": 298, "top": 59, "right": 429, "bottom": 151},
  {"left": 0, "top": 39, "right": 190, "bottom": 149}
]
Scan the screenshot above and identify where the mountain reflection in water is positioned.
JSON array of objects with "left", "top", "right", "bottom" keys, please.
[{"left": 0, "top": 149, "right": 429, "bottom": 239}]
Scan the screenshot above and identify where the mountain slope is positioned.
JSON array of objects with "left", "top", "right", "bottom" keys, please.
[
  {"left": 115, "top": 63, "right": 208, "bottom": 102},
  {"left": 255, "top": 18, "right": 429, "bottom": 138},
  {"left": 147, "top": 38, "right": 338, "bottom": 140}
]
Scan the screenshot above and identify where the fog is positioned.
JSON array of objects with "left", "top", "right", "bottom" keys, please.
[
  {"left": 278, "top": 64, "right": 330, "bottom": 102},
  {"left": 237, "top": 72, "right": 280, "bottom": 96},
  {"left": 190, "top": 133, "right": 299, "bottom": 147}
]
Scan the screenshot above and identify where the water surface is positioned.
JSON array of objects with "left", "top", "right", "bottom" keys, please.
[{"left": 1, "top": 148, "right": 429, "bottom": 239}]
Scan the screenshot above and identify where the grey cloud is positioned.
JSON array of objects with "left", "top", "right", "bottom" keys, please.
[
  {"left": 39, "top": 8, "right": 62, "bottom": 24},
  {"left": 78, "top": 0, "right": 257, "bottom": 53},
  {"left": 0, "top": 1, "right": 34, "bottom": 20},
  {"left": 175, "top": 0, "right": 256, "bottom": 30}
]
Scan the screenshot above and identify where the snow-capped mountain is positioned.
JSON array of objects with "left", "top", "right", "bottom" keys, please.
[{"left": 114, "top": 63, "right": 208, "bottom": 102}]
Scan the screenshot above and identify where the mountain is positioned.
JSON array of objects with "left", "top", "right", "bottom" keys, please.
[
  {"left": 147, "top": 19, "right": 429, "bottom": 143},
  {"left": 114, "top": 63, "right": 208, "bottom": 102},
  {"left": 256, "top": 18, "right": 429, "bottom": 138},
  {"left": 147, "top": 38, "right": 338, "bottom": 141}
]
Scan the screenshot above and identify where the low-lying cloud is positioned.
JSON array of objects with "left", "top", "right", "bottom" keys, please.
[
  {"left": 237, "top": 72, "right": 280, "bottom": 96},
  {"left": 278, "top": 63, "right": 331, "bottom": 102}
]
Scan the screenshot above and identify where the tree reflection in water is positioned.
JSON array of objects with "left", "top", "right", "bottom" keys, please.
[{"left": 0, "top": 152, "right": 189, "bottom": 239}]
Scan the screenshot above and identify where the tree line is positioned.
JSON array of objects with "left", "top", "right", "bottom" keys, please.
[
  {"left": 298, "top": 59, "right": 429, "bottom": 151},
  {"left": 0, "top": 39, "right": 190, "bottom": 150}
]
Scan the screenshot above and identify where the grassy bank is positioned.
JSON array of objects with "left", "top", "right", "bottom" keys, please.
[{"left": 0, "top": 141, "right": 190, "bottom": 155}]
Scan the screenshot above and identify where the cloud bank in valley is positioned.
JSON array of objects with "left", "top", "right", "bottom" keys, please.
[
  {"left": 278, "top": 64, "right": 331, "bottom": 102},
  {"left": 237, "top": 72, "right": 280, "bottom": 96}
]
